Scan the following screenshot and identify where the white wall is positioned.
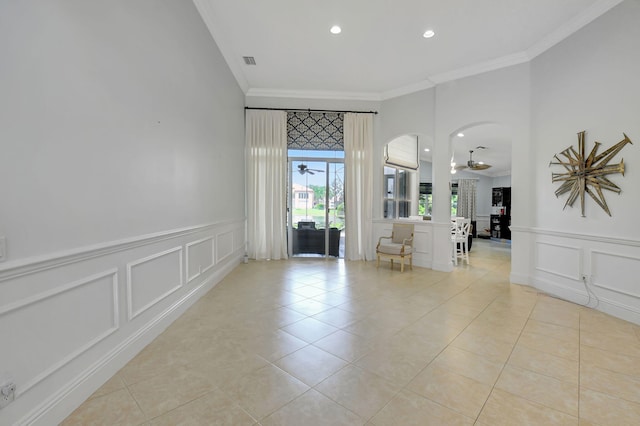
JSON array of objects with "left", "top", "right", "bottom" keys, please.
[
  {"left": 526, "top": 0, "right": 640, "bottom": 324},
  {"left": 0, "top": 1, "right": 246, "bottom": 424}
]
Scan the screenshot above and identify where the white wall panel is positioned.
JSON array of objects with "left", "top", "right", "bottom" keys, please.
[
  {"left": 216, "top": 231, "right": 234, "bottom": 263},
  {"left": 591, "top": 250, "right": 640, "bottom": 299},
  {"left": 186, "top": 237, "right": 215, "bottom": 283},
  {"left": 535, "top": 241, "right": 582, "bottom": 280},
  {"left": 126, "top": 247, "right": 183, "bottom": 320},
  {"left": 0, "top": 270, "right": 118, "bottom": 395}
]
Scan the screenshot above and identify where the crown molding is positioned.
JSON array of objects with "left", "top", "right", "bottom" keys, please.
[
  {"left": 192, "top": 0, "right": 249, "bottom": 93},
  {"left": 380, "top": 79, "right": 436, "bottom": 101},
  {"left": 245, "top": 88, "right": 382, "bottom": 102},
  {"left": 429, "top": 52, "right": 531, "bottom": 85},
  {"left": 527, "top": 0, "right": 625, "bottom": 59}
]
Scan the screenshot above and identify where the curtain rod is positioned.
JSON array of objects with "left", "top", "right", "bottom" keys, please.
[{"left": 244, "top": 106, "right": 378, "bottom": 115}]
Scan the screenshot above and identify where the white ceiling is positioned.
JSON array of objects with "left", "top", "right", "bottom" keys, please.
[
  {"left": 194, "top": 0, "right": 621, "bottom": 100},
  {"left": 193, "top": 0, "right": 622, "bottom": 177}
]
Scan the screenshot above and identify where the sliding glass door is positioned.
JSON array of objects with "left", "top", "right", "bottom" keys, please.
[{"left": 288, "top": 156, "right": 344, "bottom": 258}]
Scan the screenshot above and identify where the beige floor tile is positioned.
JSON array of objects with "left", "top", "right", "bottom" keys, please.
[
  {"left": 580, "top": 344, "right": 640, "bottom": 377},
  {"left": 275, "top": 345, "right": 347, "bottom": 386},
  {"left": 315, "top": 365, "right": 400, "bottom": 420},
  {"left": 509, "top": 345, "right": 579, "bottom": 385},
  {"left": 286, "top": 299, "right": 333, "bottom": 316},
  {"left": 128, "top": 367, "right": 216, "bottom": 419},
  {"left": 89, "top": 373, "right": 127, "bottom": 399},
  {"left": 311, "top": 291, "right": 352, "bottom": 307},
  {"left": 370, "top": 389, "right": 474, "bottom": 426},
  {"left": 355, "top": 345, "right": 434, "bottom": 387},
  {"left": 311, "top": 306, "right": 365, "bottom": 328},
  {"left": 407, "top": 365, "right": 492, "bottom": 418},
  {"left": 477, "top": 389, "right": 578, "bottom": 426},
  {"left": 580, "top": 308, "right": 639, "bottom": 338},
  {"left": 530, "top": 303, "right": 580, "bottom": 329},
  {"left": 62, "top": 388, "right": 146, "bottom": 426},
  {"left": 224, "top": 364, "right": 309, "bottom": 419},
  {"left": 450, "top": 330, "right": 515, "bottom": 364},
  {"left": 579, "top": 388, "right": 640, "bottom": 426},
  {"left": 580, "top": 362, "right": 640, "bottom": 404},
  {"left": 524, "top": 318, "right": 579, "bottom": 341},
  {"left": 261, "top": 389, "right": 365, "bottom": 426},
  {"left": 496, "top": 365, "right": 578, "bottom": 416},
  {"left": 431, "top": 346, "right": 504, "bottom": 386},
  {"left": 241, "top": 329, "right": 309, "bottom": 362},
  {"left": 580, "top": 329, "right": 640, "bottom": 358},
  {"left": 150, "top": 388, "right": 255, "bottom": 425},
  {"left": 312, "top": 329, "right": 376, "bottom": 362},
  {"left": 517, "top": 330, "right": 579, "bottom": 361},
  {"left": 64, "top": 241, "right": 640, "bottom": 425},
  {"left": 280, "top": 317, "right": 338, "bottom": 343}
]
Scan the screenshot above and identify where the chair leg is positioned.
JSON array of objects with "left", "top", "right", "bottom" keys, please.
[
  {"left": 390, "top": 258, "right": 394, "bottom": 270},
  {"left": 452, "top": 242, "right": 458, "bottom": 265},
  {"left": 377, "top": 254, "right": 380, "bottom": 268},
  {"left": 401, "top": 257, "right": 404, "bottom": 273},
  {"left": 410, "top": 255, "right": 413, "bottom": 270}
]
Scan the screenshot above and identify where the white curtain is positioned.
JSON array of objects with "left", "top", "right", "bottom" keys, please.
[
  {"left": 344, "top": 113, "right": 373, "bottom": 260},
  {"left": 457, "top": 179, "right": 477, "bottom": 221},
  {"left": 246, "top": 110, "right": 288, "bottom": 260}
]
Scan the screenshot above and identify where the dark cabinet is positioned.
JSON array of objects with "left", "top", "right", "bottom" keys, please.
[{"left": 490, "top": 187, "right": 511, "bottom": 240}]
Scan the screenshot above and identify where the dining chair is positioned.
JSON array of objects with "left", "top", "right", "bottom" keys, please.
[{"left": 451, "top": 217, "right": 471, "bottom": 265}]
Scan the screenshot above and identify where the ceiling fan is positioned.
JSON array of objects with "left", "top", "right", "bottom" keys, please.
[
  {"left": 298, "top": 163, "right": 324, "bottom": 175},
  {"left": 454, "top": 148, "right": 492, "bottom": 171}
]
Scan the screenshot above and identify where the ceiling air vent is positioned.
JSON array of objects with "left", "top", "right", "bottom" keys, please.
[{"left": 243, "top": 56, "right": 256, "bottom": 65}]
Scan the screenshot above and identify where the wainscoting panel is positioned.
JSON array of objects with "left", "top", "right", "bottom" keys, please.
[
  {"left": 0, "top": 269, "right": 118, "bottom": 395},
  {"left": 0, "top": 219, "right": 245, "bottom": 426},
  {"left": 186, "top": 237, "right": 215, "bottom": 283},
  {"left": 591, "top": 250, "right": 640, "bottom": 299},
  {"left": 216, "top": 230, "right": 235, "bottom": 263},
  {"left": 413, "top": 230, "right": 431, "bottom": 254},
  {"left": 126, "top": 247, "right": 183, "bottom": 320},
  {"left": 517, "top": 226, "right": 640, "bottom": 326},
  {"left": 535, "top": 241, "right": 582, "bottom": 281}
]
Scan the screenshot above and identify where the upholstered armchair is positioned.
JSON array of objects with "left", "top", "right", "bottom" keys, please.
[{"left": 376, "top": 223, "right": 414, "bottom": 272}]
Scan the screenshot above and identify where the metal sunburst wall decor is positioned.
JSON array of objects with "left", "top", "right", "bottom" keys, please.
[{"left": 550, "top": 131, "right": 632, "bottom": 217}]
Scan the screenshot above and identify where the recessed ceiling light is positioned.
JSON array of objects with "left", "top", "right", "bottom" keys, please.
[
  {"left": 330, "top": 25, "right": 342, "bottom": 34},
  {"left": 423, "top": 29, "right": 435, "bottom": 38},
  {"left": 424, "top": 148, "right": 430, "bottom": 152},
  {"left": 457, "top": 132, "right": 464, "bottom": 137},
  {"left": 478, "top": 161, "right": 484, "bottom": 165}
]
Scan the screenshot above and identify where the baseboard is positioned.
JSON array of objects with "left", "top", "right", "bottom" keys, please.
[
  {"left": 510, "top": 273, "right": 530, "bottom": 286},
  {"left": 20, "top": 253, "right": 242, "bottom": 426}
]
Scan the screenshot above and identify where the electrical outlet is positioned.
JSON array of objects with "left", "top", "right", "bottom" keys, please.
[{"left": 0, "top": 377, "right": 16, "bottom": 409}]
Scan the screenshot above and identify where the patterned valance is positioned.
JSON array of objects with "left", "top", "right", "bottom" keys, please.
[{"left": 287, "top": 111, "right": 344, "bottom": 150}]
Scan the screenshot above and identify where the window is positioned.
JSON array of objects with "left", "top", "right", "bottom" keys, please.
[
  {"left": 451, "top": 183, "right": 458, "bottom": 216},
  {"left": 383, "top": 166, "right": 412, "bottom": 218},
  {"left": 298, "top": 192, "right": 308, "bottom": 199},
  {"left": 419, "top": 183, "right": 432, "bottom": 216}
]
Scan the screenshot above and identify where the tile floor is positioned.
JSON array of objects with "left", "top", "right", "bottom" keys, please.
[{"left": 63, "top": 240, "right": 640, "bottom": 425}]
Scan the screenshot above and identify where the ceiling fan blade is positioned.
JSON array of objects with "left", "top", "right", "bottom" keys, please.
[
  {"left": 307, "top": 170, "right": 315, "bottom": 175},
  {"left": 454, "top": 164, "right": 468, "bottom": 170},
  {"left": 470, "top": 164, "right": 492, "bottom": 170}
]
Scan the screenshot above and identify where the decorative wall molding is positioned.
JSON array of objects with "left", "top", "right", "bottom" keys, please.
[
  {"left": 591, "top": 250, "right": 640, "bottom": 299},
  {"left": 126, "top": 247, "right": 184, "bottom": 320},
  {"left": 509, "top": 226, "right": 640, "bottom": 247},
  {"left": 534, "top": 241, "right": 582, "bottom": 281},
  {"left": 0, "top": 220, "right": 242, "bottom": 283},
  {"left": 19, "top": 255, "right": 242, "bottom": 426},
  {"left": 186, "top": 237, "right": 215, "bottom": 283},
  {"left": 0, "top": 269, "right": 119, "bottom": 397},
  {"left": 216, "top": 230, "right": 235, "bottom": 263}
]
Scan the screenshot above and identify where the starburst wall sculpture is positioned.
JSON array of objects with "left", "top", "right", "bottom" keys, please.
[{"left": 550, "top": 131, "right": 632, "bottom": 217}]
